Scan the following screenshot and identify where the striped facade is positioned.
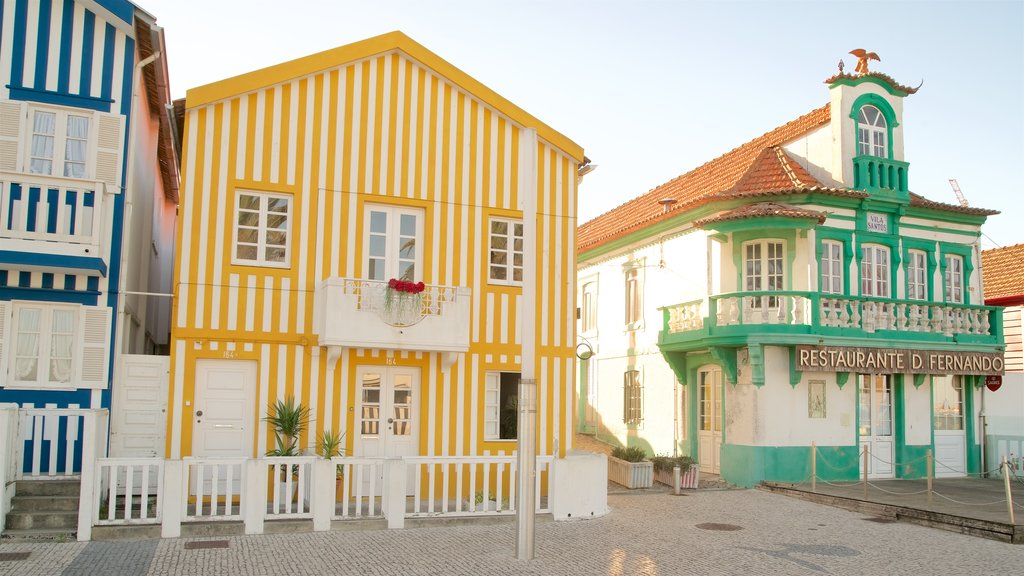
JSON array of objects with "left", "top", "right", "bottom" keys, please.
[
  {"left": 0, "top": 0, "right": 136, "bottom": 415},
  {"left": 169, "top": 33, "right": 583, "bottom": 462},
  {"left": 0, "top": 0, "right": 177, "bottom": 473}
]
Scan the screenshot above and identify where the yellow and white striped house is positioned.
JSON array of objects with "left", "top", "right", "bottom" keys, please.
[{"left": 168, "top": 31, "right": 585, "bottom": 487}]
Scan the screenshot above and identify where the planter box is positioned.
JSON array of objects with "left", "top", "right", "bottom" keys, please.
[
  {"left": 653, "top": 466, "right": 699, "bottom": 489},
  {"left": 607, "top": 456, "right": 653, "bottom": 489}
]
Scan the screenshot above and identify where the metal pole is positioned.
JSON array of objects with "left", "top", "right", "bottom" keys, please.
[
  {"left": 1003, "top": 456, "right": 1015, "bottom": 524},
  {"left": 862, "top": 446, "right": 869, "bottom": 500},
  {"left": 673, "top": 466, "right": 681, "bottom": 495},
  {"left": 811, "top": 442, "right": 816, "bottom": 493},
  {"left": 515, "top": 128, "right": 538, "bottom": 561},
  {"left": 926, "top": 448, "right": 933, "bottom": 505}
]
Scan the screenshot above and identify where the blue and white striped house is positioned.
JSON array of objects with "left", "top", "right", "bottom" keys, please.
[{"left": 0, "top": 0, "right": 178, "bottom": 477}]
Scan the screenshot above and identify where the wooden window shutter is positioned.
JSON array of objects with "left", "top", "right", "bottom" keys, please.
[
  {"left": 0, "top": 100, "right": 25, "bottom": 172},
  {"left": 0, "top": 300, "right": 10, "bottom": 381},
  {"left": 76, "top": 306, "right": 112, "bottom": 389},
  {"left": 484, "top": 372, "right": 500, "bottom": 439},
  {"left": 94, "top": 113, "right": 124, "bottom": 191}
]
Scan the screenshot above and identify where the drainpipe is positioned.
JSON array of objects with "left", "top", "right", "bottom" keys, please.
[{"left": 974, "top": 239, "right": 987, "bottom": 476}]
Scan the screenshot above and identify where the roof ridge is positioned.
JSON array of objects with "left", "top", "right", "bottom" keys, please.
[{"left": 776, "top": 147, "right": 806, "bottom": 188}]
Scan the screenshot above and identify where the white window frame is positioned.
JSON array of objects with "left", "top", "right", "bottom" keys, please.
[
  {"left": 623, "top": 369, "right": 643, "bottom": 425},
  {"left": 624, "top": 264, "right": 643, "bottom": 329},
  {"left": 232, "top": 190, "right": 293, "bottom": 268},
  {"left": 944, "top": 254, "right": 964, "bottom": 304},
  {"left": 857, "top": 105, "right": 887, "bottom": 158},
  {"left": 484, "top": 371, "right": 519, "bottom": 441},
  {"left": 26, "top": 105, "right": 93, "bottom": 179},
  {"left": 3, "top": 301, "right": 109, "bottom": 390},
  {"left": 860, "top": 244, "right": 890, "bottom": 298},
  {"left": 744, "top": 239, "right": 785, "bottom": 308},
  {"left": 364, "top": 204, "right": 424, "bottom": 282},
  {"left": 907, "top": 249, "right": 928, "bottom": 301},
  {"left": 581, "top": 280, "right": 597, "bottom": 335},
  {"left": 820, "top": 240, "right": 844, "bottom": 295},
  {"left": 487, "top": 217, "right": 523, "bottom": 286}
]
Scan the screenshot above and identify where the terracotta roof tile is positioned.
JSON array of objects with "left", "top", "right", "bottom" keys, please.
[
  {"left": 577, "top": 104, "right": 831, "bottom": 253},
  {"left": 908, "top": 193, "right": 999, "bottom": 216},
  {"left": 823, "top": 71, "right": 920, "bottom": 95},
  {"left": 730, "top": 147, "right": 821, "bottom": 193},
  {"left": 694, "top": 202, "right": 827, "bottom": 228},
  {"left": 982, "top": 243, "right": 1024, "bottom": 301}
]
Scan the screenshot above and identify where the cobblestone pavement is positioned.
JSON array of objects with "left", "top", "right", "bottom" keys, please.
[{"left": 2, "top": 488, "right": 1020, "bottom": 576}]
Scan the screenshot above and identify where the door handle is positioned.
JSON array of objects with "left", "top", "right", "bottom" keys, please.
[
  {"left": 214, "top": 424, "right": 232, "bottom": 428},
  {"left": 196, "top": 410, "right": 203, "bottom": 417},
  {"left": 387, "top": 418, "right": 394, "bottom": 423}
]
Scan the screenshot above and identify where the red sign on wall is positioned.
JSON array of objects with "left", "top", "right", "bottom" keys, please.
[{"left": 985, "top": 374, "right": 1003, "bottom": 392}]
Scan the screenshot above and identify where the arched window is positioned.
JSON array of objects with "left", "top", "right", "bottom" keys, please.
[{"left": 857, "top": 105, "right": 887, "bottom": 158}]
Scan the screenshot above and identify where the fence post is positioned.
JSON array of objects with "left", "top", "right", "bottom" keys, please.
[
  {"left": 862, "top": 445, "right": 869, "bottom": 500},
  {"left": 811, "top": 442, "right": 816, "bottom": 493},
  {"left": 0, "top": 404, "right": 18, "bottom": 537},
  {"left": 76, "top": 410, "right": 103, "bottom": 541},
  {"left": 673, "top": 466, "right": 681, "bottom": 495},
  {"left": 1003, "top": 456, "right": 1016, "bottom": 525},
  {"left": 244, "top": 459, "right": 265, "bottom": 535},
  {"left": 312, "top": 459, "right": 333, "bottom": 531},
  {"left": 384, "top": 458, "right": 406, "bottom": 529},
  {"left": 161, "top": 460, "right": 184, "bottom": 538},
  {"left": 926, "top": 449, "right": 933, "bottom": 505}
]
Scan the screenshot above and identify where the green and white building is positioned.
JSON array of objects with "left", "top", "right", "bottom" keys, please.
[{"left": 576, "top": 65, "right": 1005, "bottom": 487}]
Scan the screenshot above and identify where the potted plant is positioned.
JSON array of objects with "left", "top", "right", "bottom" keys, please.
[
  {"left": 317, "top": 429, "right": 346, "bottom": 500},
  {"left": 650, "top": 455, "right": 699, "bottom": 489},
  {"left": 608, "top": 446, "right": 653, "bottom": 489},
  {"left": 264, "top": 397, "right": 309, "bottom": 502}
]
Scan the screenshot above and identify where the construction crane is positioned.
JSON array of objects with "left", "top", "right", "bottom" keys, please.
[{"left": 949, "top": 179, "right": 969, "bottom": 207}]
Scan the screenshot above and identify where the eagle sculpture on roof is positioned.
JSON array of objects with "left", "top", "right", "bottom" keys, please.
[{"left": 849, "top": 49, "right": 880, "bottom": 74}]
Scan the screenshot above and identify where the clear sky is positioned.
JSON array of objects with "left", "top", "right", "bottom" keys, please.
[{"left": 142, "top": 0, "right": 1024, "bottom": 249}]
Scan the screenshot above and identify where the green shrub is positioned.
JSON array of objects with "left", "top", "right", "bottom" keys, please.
[
  {"left": 611, "top": 446, "right": 648, "bottom": 463},
  {"left": 650, "top": 455, "right": 695, "bottom": 473}
]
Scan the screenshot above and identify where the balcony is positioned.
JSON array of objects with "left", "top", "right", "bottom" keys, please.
[
  {"left": 0, "top": 172, "right": 110, "bottom": 275},
  {"left": 661, "top": 290, "right": 1002, "bottom": 348},
  {"left": 852, "top": 155, "right": 909, "bottom": 198},
  {"left": 313, "top": 278, "right": 471, "bottom": 360}
]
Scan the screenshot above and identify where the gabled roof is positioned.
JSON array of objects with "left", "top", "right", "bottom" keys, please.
[
  {"left": 908, "top": 193, "right": 999, "bottom": 217},
  {"left": 695, "top": 202, "right": 827, "bottom": 229},
  {"left": 185, "top": 31, "right": 582, "bottom": 161},
  {"left": 577, "top": 104, "right": 831, "bottom": 252},
  {"left": 982, "top": 243, "right": 1024, "bottom": 301}
]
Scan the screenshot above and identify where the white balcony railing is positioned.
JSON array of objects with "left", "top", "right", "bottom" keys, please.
[
  {"left": 314, "top": 278, "right": 471, "bottom": 355},
  {"left": 1, "top": 173, "right": 108, "bottom": 259}
]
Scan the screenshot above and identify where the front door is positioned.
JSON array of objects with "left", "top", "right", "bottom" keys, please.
[
  {"left": 859, "top": 374, "right": 894, "bottom": 479},
  {"left": 356, "top": 366, "right": 420, "bottom": 494},
  {"left": 698, "top": 368, "right": 722, "bottom": 474},
  {"left": 110, "top": 355, "right": 169, "bottom": 493},
  {"left": 192, "top": 359, "right": 256, "bottom": 495},
  {"left": 933, "top": 376, "right": 966, "bottom": 477}
]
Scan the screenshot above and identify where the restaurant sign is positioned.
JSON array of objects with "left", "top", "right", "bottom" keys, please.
[{"left": 796, "top": 345, "right": 1004, "bottom": 375}]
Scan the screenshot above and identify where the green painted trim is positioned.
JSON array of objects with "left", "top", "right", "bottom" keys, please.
[
  {"left": 913, "top": 373, "right": 926, "bottom": 388},
  {"left": 900, "top": 222, "right": 980, "bottom": 237},
  {"left": 830, "top": 75, "right": 911, "bottom": 98},
  {"left": 938, "top": 243, "right": 974, "bottom": 305},
  {"left": 964, "top": 375, "right": 979, "bottom": 475},
  {"left": 904, "top": 207, "right": 990, "bottom": 226},
  {"left": 748, "top": 344, "right": 765, "bottom": 387},
  {"left": 857, "top": 234, "right": 901, "bottom": 296},
  {"left": 719, "top": 444, "right": 861, "bottom": 487},
  {"left": 825, "top": 214, "right": 857, "bottom": 222},
  {"left": 705, "top": 216, "right": 820, "bottom": 235},
  {"left": 709, "top": 347, "right": 738, "bottom": 386},
  {"left": 788, "top": 347, "right": 802, "bottom": 387},
  {"left": 733, "top": 231, "right": 797, "bottom": 298},
  {"left": 849, "top": 93, "right": 899, "bottom": 161},
  {"left": 577, "top": 358, "right": 592, "bottom": 434},
  {"left": 836, "top": 372, "right": 850, "bottom": 388}
]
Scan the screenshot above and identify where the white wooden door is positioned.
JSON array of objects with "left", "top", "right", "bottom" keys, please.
[
  {"left": 192, "top": 360, "right": 256, "bottom": 494},
  {"left": 933, "top": 376, "right": 966, "bottom": 477},
  {"left": 110, "top": 355, "right": 169, "bottom": 459},
  {"left": 698, "top": 368, "right": 722, "bottom": 474},
  {"left": 356, "top": 366, "right": 419, "bottom": 494},
  {"left": 859, "top": 374, "right": 894, "bottom": 479}
]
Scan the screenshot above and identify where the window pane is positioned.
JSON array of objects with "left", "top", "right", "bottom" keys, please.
[
  {"left": 491, "top": 236, "right": 507, "bottom": 251},
  {"left": 370, "top": 211, "right": 387, "bottom": 233},
  {"left": 265, "top": 247, "right": 286, "bottom": 262},
  {"left": 490, "top": 265, "right": 507, "bottom": 280},
  {"left": 236, "top": 245, "right": 257, "bottom": 260},
  {"left": 399, "top": 214, "right": 416, "bottom": 236},
  {"left": 266, "top": 214, "right": 288, "bottom": 230},
  {"left": 236, "top": 228, "right": 258, "bottom": 244},
  {"left": 265, "top": 231, "right": 287, "bottom": 246},
  {"left": 398, "top": 237, "right": 415, "bottom": 259},
  {"left": 491, "top": 220, "right": 507, "bottom": 235},
  {"left": 237, "top": 211, "right": 259, "bottom": 227},
  {"left": 238, "top": 194, "right": 260, "bottom": 210},
  {"left": 368, "top": 257, "right": 385, "bottom": 280},
  {"left": 368, "top": 235, "right": 386, "bottom": 257},
  {"left": 267, "top": 197, "right": 289, "bottom": 213}
]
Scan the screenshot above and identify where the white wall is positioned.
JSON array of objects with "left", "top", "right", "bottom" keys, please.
[
  {"left": 904, "top": 377, "right": 931, "bottom": 445},
  {"left": 828, "top": 80, "right": 905, "bottom": 187}
]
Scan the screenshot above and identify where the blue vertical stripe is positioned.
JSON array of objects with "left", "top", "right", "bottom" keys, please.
[
  {"left": 57, "top": 0, "right": 74, "bottom": 93},
  {"left": 99, "top": 23, "right": 115, "bottom": 101},
  {"left": 33, "top": 0, "right": 52, "bottom": 89},
  {"left": 86, "top": 276, "right": 98, "bottom": 292},
  {"left": 119, "top": 36, "right": 134, "bottom": 116},
  {"left": 10, "top": 0, "right": 28, "bottom": 89},
  {"left": 79, "top": 10, "right": 95, "bottom": 96}
]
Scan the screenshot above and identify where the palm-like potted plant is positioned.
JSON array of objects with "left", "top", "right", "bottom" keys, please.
[
  {"left": 264, "top": 397, "right": 309, "bottom": 501},
  {"left": 317, "top": 429, "right": 346, "bottom": 500}
]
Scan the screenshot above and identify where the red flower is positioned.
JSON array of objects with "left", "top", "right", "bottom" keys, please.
[
  {"left": 416, "top": 281, "right": 425, "bottom": 293},
  {"left": 388, "top": 278, "right": 398, "bottom": 289}
]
